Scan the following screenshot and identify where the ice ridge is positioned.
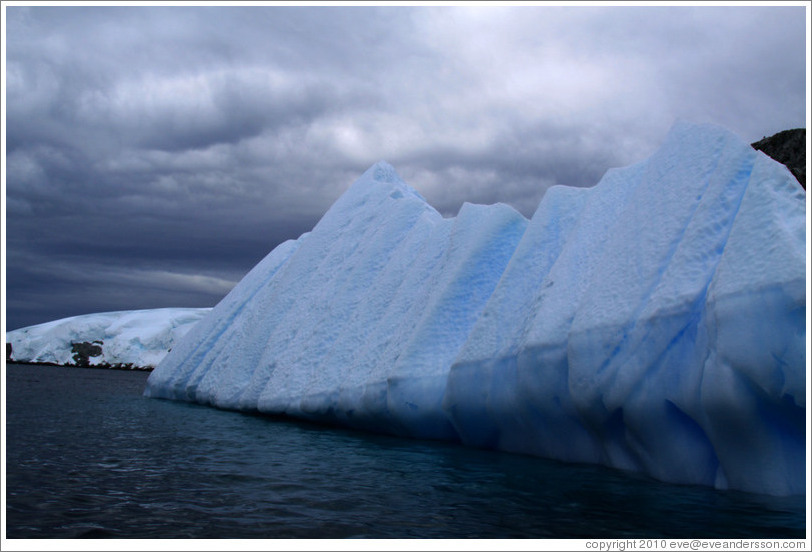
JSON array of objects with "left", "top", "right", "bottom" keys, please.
[{"left": 145, "top": 121, "right": 806, "bottom": 496}]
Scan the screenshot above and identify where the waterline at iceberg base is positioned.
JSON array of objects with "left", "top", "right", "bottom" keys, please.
[{"left": 144, "top": 121, "right": 806, "bottom": 497}]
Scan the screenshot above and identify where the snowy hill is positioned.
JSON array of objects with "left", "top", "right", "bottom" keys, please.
[
  {"left": 143, "top": 121, "right": 806, "bottom": 496},
  {"left": 6, "top": 308, "right": 211, "bottom": 369}
]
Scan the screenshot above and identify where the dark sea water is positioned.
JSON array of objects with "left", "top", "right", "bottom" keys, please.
[{"left": 4, "top": 363, "right": 806, "bottom": 539}]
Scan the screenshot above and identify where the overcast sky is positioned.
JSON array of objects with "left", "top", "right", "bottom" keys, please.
[{"left": 3, "top": 4, "right": 808, "bottom": 331}]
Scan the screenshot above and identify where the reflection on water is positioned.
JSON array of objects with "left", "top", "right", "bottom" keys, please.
[{"left": 5, "top": 364, "right": 805, "bottom": 539}]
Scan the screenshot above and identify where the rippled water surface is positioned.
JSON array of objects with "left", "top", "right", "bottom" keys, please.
[{"left": 5, "top": 363, "right": 806, "bottom": 539}]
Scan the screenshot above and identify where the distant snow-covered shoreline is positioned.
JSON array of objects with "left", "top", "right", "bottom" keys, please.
[
  {"left": 7, "top": 359, "right": 156, "bottom": 371},
  {"left": 6, "top": 308, "right": 211, "bottom": 370}
]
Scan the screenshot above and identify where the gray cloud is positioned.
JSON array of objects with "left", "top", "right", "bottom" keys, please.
[{"left": 4, "top": 5, "right": 807, "bottom": 330}]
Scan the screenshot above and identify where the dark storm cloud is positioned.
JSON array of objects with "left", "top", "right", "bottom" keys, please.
[{"left": 4, "top": 4, "right": 807, "bottom": 330}]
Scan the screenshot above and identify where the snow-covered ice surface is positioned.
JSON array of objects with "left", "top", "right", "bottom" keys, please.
[
  {"left": 145, "top": 122, "right": 806, "bottom": 496},
  {"left": 7, "top": 308, "right": 211, "bottom": 369}
]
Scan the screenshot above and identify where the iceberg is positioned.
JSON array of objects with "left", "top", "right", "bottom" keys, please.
[
  {"left": 7, "top": 308, "right": 210, "bottom": 369},
  {"left": 145, "top": 122, "right": 806, "bottom": 496}
]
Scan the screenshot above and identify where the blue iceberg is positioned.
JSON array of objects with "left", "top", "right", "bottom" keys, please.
[{"left": 145, "top": 122, "right": 806, "bottom": 496}]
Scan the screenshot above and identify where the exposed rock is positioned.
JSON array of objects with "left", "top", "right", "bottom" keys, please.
[
  {"left": 71, "top": 341, "right": 103, "bottom": 367},
  {"left": 752, "top": 128, "right": 806, "bottom": 189}
]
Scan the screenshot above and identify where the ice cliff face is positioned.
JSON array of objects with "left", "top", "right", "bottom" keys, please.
[{"left": 145, "top": 122, "right": 806, "bottom": 496}]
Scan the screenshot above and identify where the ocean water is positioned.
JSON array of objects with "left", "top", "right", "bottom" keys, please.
[{"left": 4, "top": 363, "right": 805, "bottom": 539}]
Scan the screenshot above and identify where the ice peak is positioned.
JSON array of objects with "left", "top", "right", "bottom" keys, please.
[
  {"left": 352, "top": 160, "right": 429, "bottom": 205},
  {"left": 364, "top": 160, "right": 400, "bottom": 183}
]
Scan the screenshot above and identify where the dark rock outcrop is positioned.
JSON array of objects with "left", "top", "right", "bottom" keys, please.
[
  {"left": 71, "top": 341, "right": 103, "bottom": 367},
  {"left": 751, "top": 129, "right": 806, "bottom": 189}
]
